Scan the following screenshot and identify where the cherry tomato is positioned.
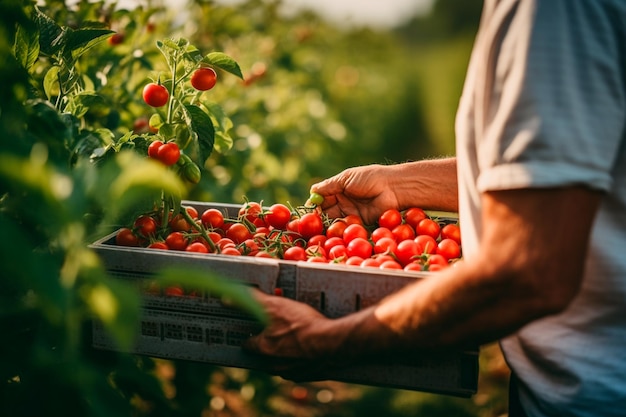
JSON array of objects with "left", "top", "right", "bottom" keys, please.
[
  {"left": 378, "top": 209, "right": 402, "bottom": 230},
  {"left": 226, "top": 222, "right": 252, "bottom": 244},
  {"left": 343, "top": 214, "right": 363, "bottom": 226},
  {"left": 305, "top": 244, "right": 327, "bottom": 259},
  {"left": 116, "top": 227, "right": 140, "bottom": 247},
  {"left": 436, "top": 238, "right": 461, "bottom": 260},
  {"left": 164, "top": 286, "right": 184, "bottom": 297},
  {"left": 441, "top": 223, "right": 461, "bottom": 245},
  {"left": 360, "top": 257, "right": 382, "bottom": 268},
  {"left": 371, "top": 227, "right": 394, "bottom": 243},
  {"left": 346, "top": 256, "right": 365, "bottom": 266},
  {"left": 346, "top": 237, "right": 373, "bottom": 259},
  {"left": 283, "top": 246, "right": 307, "bottom": 261},
  {"left": 221, "top": 246, "right": 242, "bottom": 256},
  {"left": 415, "top": 234, "right": 438, "bottom": 255},
  {"left": 342, "top": 223, "right": 368, "bottom": 244},
  {"left": 239, "top": 201, "right": 263, "bottom": 223},
  {"left": 156, "top": 142, "right": 180, "bottom": 166},
  {"left": 201, "top": 208, "right": 225, "bottom": 229},
  {"left": 107, "top": 32, "right": 124, "bottom": 45},
  {"left": 165, "top": 231, "right": 188, "bottom": 251},
  {"left": 264, "top": 203, "right": 292, "bottom": 229},
  {"left": 298, "top": 212, "right": 324, "bottom": 239},
  {"left": 142, "top": 82, "right": 169, "bottom": 107},
  {"left": 404, "top": 207, "right": 427, "bottom": 229},
  {"left": 374, "top": 236, "right": 397, "bottom": 255},
  {"left": 133, "top": 215, "right": 157, "bottom": 238},
  {"left": 328, "top": 244, "right": 347, "bottom": 261},
  {"left": 379, "top": 260, "right": 403, "bottom": 270},
  {"left": 186, "top": 241, "right": 209, "bottom": 253},
  {"left": 240, "top": 238, "right": 260, "bottom": 255},
  {"left": 403, "top": 262, "right": 424, "bottom": 273},
  {"left": 395, "top": 239, "right": 420, "bottom": 266},
  {"left": 326, "top": 220, "right": 348, "bottom": 239},
  {"left": 148, "top": 241, "right": 169, "bottom": 250},
  {"left": 426, "top": 254, "right": 449, "bottom": 271},
  {"left": 190, "top": 67, "right": 218, "bottom": 91},
  {"left": 169, "top": 213, "right": 191, "bottom": 232},
  {"left": 416, "top": 218, "right": 441, "bottom": 240},
  {"left": 307, "top": 234, "right": 327, "bottom": 248},
  {"left": 308, "top": 192, "right": 324, "bottom": 206},
  {"left": 323, "top": 236, "right": 345, "bottom": 253},
  {"left": 147, "top": 140, "right": 163, "bottom": 159},
  {"left": 391, "top": 223, "right": 415, "bottom": 242},
  {"left": 184, "top": 206, "right": 198, "bottom": 220}
]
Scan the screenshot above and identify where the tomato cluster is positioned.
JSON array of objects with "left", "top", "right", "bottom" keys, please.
[{"left": 115, "top": 201, "right": 462, "bottom": 274}]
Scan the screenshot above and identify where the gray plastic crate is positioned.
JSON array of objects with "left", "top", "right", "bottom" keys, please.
[{"left": 89, "top": 201, "right": 478, "bottom": 397}]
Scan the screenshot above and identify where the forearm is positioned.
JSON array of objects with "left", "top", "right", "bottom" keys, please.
[
  {"left": 386, "top": 158, "right": 458, "bottom": 212},
  {"left": 310, "top": 186, "right": 598, "bottom": 358}
]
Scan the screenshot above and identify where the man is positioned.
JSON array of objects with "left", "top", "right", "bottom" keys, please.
[{"left": 244, "top": 1, "right": 626, "bottom": 415}]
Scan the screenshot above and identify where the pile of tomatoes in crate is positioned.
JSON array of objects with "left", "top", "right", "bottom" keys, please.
[{"left": 114, "top": 199, "right": 462, "bottom": 273}]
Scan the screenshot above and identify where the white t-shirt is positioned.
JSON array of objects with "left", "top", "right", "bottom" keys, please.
[{"left": 455, "top": 0, "right": 626, "bottom": 415}]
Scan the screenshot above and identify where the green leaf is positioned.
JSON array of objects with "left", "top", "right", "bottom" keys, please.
[
  {"left": 183, "top": 104, "right": 215, "bottom": 165},
  {"left": 65, "top": 28, "right": 114, "bottom": 61},
  {"left": 43, "top": 65, "right": 61, "bottom": 100},
  {"left": 203, "top": 52, "right": 244, "bottom": 79},
  {"left": 64, "top": 92, "right": 106, "bottom": 119},
  {"left": 34, "top": 6, "right": 65, "bottom": 56},
  {"left": 14, "top": 22, "right": 40, "bottom": 72}
]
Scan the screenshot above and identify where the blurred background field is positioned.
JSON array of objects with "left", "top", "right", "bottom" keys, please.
[{"left": 1, "top": 0, "right": 513, "bottom": 415}]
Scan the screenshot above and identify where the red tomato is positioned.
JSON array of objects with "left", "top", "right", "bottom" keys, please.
[
  {"left": 133, "top": 215, "right": 157, "bottom": 238},
  {"left": 240, "top": 239, "right": 260, "bottom": 255},
  {"left": 201, "top": 208, "right": 225, "bottom": 229},
  {"left": 323, "top": 236, "right": 345, "bottom": 253},
  {"left": 328, "top": 244, "right": 347, "bottom": 261},
  {"left": 416, "top": 218, "right": 441, "bottom": 240},
  {"left": 307, "top": 256, "right": 328, "bottom": 263},
  {"left": 221, "top": 246, "right": 242, "bottom": 256},
  {"left": 169, "top": 213, "right": 191, "bottom": 232},
  {"left": 378, "top": 209, "right": 402, "bottom": 230},
  {"left": 326, "top": 220, "right": 348, "bottom": 239},
  {"left": 107, "top": 32, "right": 125, "bottom": 45},
  {"left": 305, "top": 244, "right": 327, "bottom": 259},
  {"left": 239, "top": 201, "right": 263, "bottom": 222},
  {"left": 190, "top": 67, "right": 217, "bottom": 91},
  {"left": 165, "top": 231, "right": 188, "bottom": 251},
  {"left": 403, "top": 262, "right": 424, "bottom": 273},
  {"left": 371, "top": 227, "right": 394, "bottom": 243},
  {"left": 184, "top": 206, "right": 198, "bottom": 220},
  {"left": 307, "top": 234, "right": 327, "bottom": 248},
  {"left": 360, "top": 257, "right": 382, "bottom": 268},
  {"left": 164, "top": 286, "right": 184, "bottom": 297},
  {"left": 156, "top": 142, "right": 180, "bottom": 166},
  {"left": 298, "top": 212, "right": 324, "bottom": 239},
  {"left": 186, "top": 241, "right": 209, "bottom": 253},
  {"left": 343, "top": 214, "right": 363, "bottom": 226},
  {"left": 216, "top": 238, "right": 236, "bottom": 250},
  {"left": 116, "top": 227, "right": 140, "bottom": 247},
  {"left": 343, "top": 223, "right": 368, "bottom": 244},
  {"left": 394, "top": 239, "right": 420, "bottom": 266},
  {"left": 426, "top": 254, "right": 449, "bottom": 271},
  {"left": 391, "top": 224, "right": 415, "bottom": 242},
  {"left": 148, "top": 241, "right": 169, "bottom": 250},
  {"left": 436, "top": 238, "right": 461, "bottom": 260},
  {"left": 346, "top": 256, "right": 365, "bottom": 266},
  {"left": 441, "top": 223, "right": 461, "bottom": 245},
  {"left": 226, "top": 222, "right": 252, "bottom": 244},
  {"left": 414, "top": 234, "right": 438, "bottom": 255},
  {"left": 374, "top": 236, "right": 397, "bottom": 255},
  {"left": 142, "top": 82, "right": 169, "bottom": 107},
  {"left": 283, "top": 246, "right": 307, "bottom": 261},
  {"left": 264, "top": 203, "right": 292, "bottom": 229},
  {"left": 379, "top": 260, "right": 403, "bottom": 270},
  {"left": 147, "top": 140, "right": 163, "bottom": 159},
  {"left": 404, "top": 207, "right": 427, "bottom": 229},
  {"left": 346, "top": 237, "right": 373, "bottom": 259}
]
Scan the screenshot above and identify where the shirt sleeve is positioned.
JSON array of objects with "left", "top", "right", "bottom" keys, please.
[{"left": 475, "top": 0, "right": 626, "bottom": 193}]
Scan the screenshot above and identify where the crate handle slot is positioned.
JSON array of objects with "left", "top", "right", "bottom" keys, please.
[
  {"left": 320, "top": 291, "right": 326, "bottom": 312},
  {"left": 355, "top": 294, "right": 361, "bottom": 311}
]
